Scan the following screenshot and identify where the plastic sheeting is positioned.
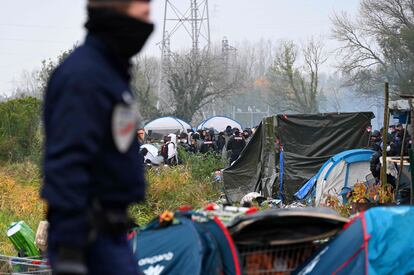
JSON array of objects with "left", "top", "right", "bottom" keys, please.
[
  {"left": 223, "top": 117, "right": 276, "bottom": 203},
  {"left": 197, "top": 116, "right": 242, "bottom": 132},
  {"left": 223, "top": 113, "right": 374, "bottom": 203},
  {"left": 277, "top": 112, "right": 374, "bottom": 201}
]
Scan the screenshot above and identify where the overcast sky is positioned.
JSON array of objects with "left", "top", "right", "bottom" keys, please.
[{"left": 0, "top": 0, "right": 360, "bottom": 96}]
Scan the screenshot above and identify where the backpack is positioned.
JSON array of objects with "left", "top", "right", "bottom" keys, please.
[{"left": 160, "top": 143, "right": 169, "bottom": 160}]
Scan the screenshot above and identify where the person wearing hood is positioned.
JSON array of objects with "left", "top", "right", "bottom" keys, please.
[{"left": 41, "top": 1, "right": 153, "bottom": 274}]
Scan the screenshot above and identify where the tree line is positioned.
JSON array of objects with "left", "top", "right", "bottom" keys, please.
[{"left": 7, "top": 0, "right": 414, "bottom": 124}]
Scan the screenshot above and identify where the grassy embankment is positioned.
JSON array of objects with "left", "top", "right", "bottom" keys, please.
[{"left": 0, "top": 152, "right": 223, "bottom": 255}]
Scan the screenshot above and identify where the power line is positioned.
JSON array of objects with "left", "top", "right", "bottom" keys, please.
[
  {"left": 0, "top": 23, "right": 79, "bottom": 30},
  {"left": 0, "top": 38, "right": 77, "bottom": 44}
]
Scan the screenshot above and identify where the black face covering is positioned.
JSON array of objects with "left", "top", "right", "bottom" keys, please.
[{"left": 85, "top": 8, "right": 154, "bottom": 59}]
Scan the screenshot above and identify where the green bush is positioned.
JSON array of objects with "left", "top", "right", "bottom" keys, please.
[
  {"left": 179, "top": 148, "right": 226, "bottom": 181},
  {"left": 129, "top": 166, "right": 220, "bottom": 226},
  {"left": 0, "top": 97, "right": 42, "bottom": 163}
]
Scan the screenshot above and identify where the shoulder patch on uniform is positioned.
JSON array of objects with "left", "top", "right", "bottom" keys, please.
[
  {"left": 112, "top": 102, "right": 139, "bottom": 153},
  {"left": 122, "top": 91, "right": 134, "bottom": 104}
]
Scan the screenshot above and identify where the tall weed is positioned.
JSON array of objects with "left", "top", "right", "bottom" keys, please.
[{"left": 0, "top": 97, "right": 42, "bottom": 163}]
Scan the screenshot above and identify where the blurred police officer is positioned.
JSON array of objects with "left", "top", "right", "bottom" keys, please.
[
  {"left": 42, "top": 1, "right": 153, "bottom": 274},
  {"left": 227, "top": 129, "right": 246, "bottom": 164}
]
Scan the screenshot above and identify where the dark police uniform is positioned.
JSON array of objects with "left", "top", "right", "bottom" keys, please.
[
  {"left": 42, "top": 33, "right": 145, "bottom": 274},
  {"left": 227, "top": 133, "right": 246, "bottom": 164}
]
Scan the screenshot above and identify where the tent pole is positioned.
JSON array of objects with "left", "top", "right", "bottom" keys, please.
[{"left": 381, "top": 82, "right": 389, "bottom": 187}]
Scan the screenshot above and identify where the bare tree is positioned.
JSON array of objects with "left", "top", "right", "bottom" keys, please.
[
  {"left": 12, "top": 70, "right": 41, "bottom": 98},
  {"left": 332, "top": 0, "right": 414, "bottom": 94},
  {"left": 11, "top": 48, "right": 74, "bottom": 99},
  {"left": 165, "top": 50, "right": 246, "bottom": 122},
  {"left": 267, "top": 39, "right": 326, "bottom": 113},
  {"left": 131, "top": 56, "right": 160, "bottom": 121}
]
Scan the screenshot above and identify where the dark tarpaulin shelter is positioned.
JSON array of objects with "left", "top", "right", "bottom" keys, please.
[
  {"left": 223, "top": 117, "right": 276, "bottom": 203},
  {"left": 223, "top": 112, "right": 374, "bottom": 203}
]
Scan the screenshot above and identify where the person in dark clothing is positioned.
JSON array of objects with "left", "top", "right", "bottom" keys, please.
[
  {"left": 216, "top": 132, "right": 226, "bottom": 153},
  {"left": 199, "top": 132, "right": 217, "bottom": 153},
  {"left": 227, "top": 129, "right": 246, "bottom": 164},
  {"left": 369, "top": 130, "right": 382, "bottom": 152},
  {"left": 189, "top": 132, "right": 200, "bottom": 153},
  {"left": 370, "top": 149, "right": 382, "bottom": 181},
  {"left": 42, "top": 1, "right": 153, "bottom": 274},
  {"left": 243, "top": 129, "right": 252, "bottom": 143},
  {"left": 370, "top": 146, "right": 396, "bottom": 189},
  {"left": 178, "top": 132, "right": 192, "bottom": 153}
]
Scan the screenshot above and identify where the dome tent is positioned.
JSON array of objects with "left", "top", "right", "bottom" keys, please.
[
  {"left": 197, "top": 116, "right": 242, "bottom": 132},
  {"left": 295, "top": 149, "right": 375, "bottom": 206},
  {"left": 144, "top": 117, "right": 191, "bottom": 139},
  {"left": 297, "top": 206, "right": 414, "bottom": 275}
]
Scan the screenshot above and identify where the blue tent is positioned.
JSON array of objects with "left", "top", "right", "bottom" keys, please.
[
  {"left": 129, "top": 212, "right": 241, "bottom": 275},
  {"left": 295, "top": 206, "right": 414, "bottom": 275},
  {"left": 295, "top": 149, "right": 374, "bottom": 205}
]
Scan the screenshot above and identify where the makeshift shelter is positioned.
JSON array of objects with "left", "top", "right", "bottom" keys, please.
[
  {"left": 295, "top": 149, "right": 374, "bottom": 205},
  {"left": 223, "top": 113, "right": 374, "bottom": 203},
  {"left": 144, "top": 117, "right": 191, "bottom": 139},
  {"left": 197, "top": 116, "right": 242, "bottom": 132},
  {"left": 223, "top": 118, "right": 276, "bottom": 203},
  {"left": 296, "top": 206, "right": 414, "bottom": 275}
]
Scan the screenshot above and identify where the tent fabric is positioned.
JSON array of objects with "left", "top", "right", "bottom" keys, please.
[
  {"left": 197, "top": 116, "right": 242, "bottom": 132},
  {"left": 129, "top": 213, "right": 240, "bottom": 275},
  {"left": 296, "top": 206, "right": 414, "bottom": 275},
  {"left": 223, "top": 113, "right": 374, "bottom": 203},
  {"left": 223, "top": 117, "right": 276, "bottom": 203},
  {"left": 141, "top": 144, "right": 159, "bottom": 158},
  {"left": 312, "top": 149, "right": 374, "bottom": 206},
  {"left": 145, "top": 117, "right": 191, "bottom": 138},
  {"left": 296, "top": 149, "right": 374, "bottom": 203},
  {"left": 131, "top": 217, "right": 205, "bottom": 275},
  {"left": 278, "top": 113, "right": 374, "bottom": 201}
]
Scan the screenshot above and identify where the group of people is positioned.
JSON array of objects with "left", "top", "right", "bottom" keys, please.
[
  {"left": 370, "top": 123, "right": 411, "bottom": 157},
  {"left": 138, "top": 125, "right": 256, "bottom": 167},
  {"left": 369, "top": 123, "right": 412, "bottom": 188},
  {"left": 184, "top": 126, "right": 253, "bottom": 162}
]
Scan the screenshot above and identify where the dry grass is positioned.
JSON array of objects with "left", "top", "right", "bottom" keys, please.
[
  {"left": 0, "top": 158, "right": 221, "bottom": 255},
  {"left": 130, "top": 165, "right": 220, "bottom": 226},
  {"left": 0, "top": 162, "right": 45, "bottom": 255}
]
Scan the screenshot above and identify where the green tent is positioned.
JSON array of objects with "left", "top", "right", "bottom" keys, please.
[{"left": 223, "top": 112, "right": 374, "bottom": 203}]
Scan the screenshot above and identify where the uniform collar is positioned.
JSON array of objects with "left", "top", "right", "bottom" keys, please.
[{"left": 84, "top": 34, "right": 131, "bottom": 81}]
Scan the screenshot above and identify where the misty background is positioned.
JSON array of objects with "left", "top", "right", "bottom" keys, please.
[{"left": 1, "top": 0, "right": 395, "bottom": 128}]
